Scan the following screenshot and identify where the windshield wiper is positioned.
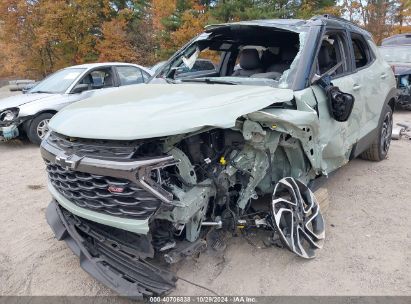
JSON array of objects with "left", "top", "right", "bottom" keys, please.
[
  {"left": 180, "top": 78, "right": 237, "bottom": 85},
  {"left": 31, "top": 90, "right": 53, "bottom": 94}
]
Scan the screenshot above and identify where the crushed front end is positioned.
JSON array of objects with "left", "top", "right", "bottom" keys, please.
[
  {"left": 42, "top": 109, "right": 325, "bottom": 296},
  {"left": 41, "top": 132, "right": 183, "bottom": 297}
]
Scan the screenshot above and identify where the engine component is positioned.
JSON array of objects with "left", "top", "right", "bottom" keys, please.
[
  {"left": 151, "top": 220, "right": 176, "bottom": 251},
  {"left": 392, "top": 123, "right": 411, "bottom": 140},
  {"left": 206, "top": 228, "right": 227, "bottom": 253},
  {"left": 271, "top": 177, "right": 325, "bottom": 259},
  {"left": 164, "top": 239, "right": 207, "bottom": 264}
]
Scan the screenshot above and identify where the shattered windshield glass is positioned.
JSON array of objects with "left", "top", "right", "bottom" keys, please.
[{"left": 154, "top": 25, "right": 308, "bottom": 89}]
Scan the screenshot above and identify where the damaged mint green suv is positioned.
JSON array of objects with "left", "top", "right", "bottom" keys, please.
[{"left": 41, "top": 16, "right": 396, "bottom": 298}]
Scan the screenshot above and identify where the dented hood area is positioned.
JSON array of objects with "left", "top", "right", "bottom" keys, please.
[{"left": 49, "top": 83, "right": 293, "bottom": 140}]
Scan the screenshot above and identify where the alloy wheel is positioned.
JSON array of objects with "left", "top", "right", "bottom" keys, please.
[
  {"left": 271, "top": 177, "right": 325, "bottom": 259},
  {"left": 380, "top": 111, "right": 393, "bottom": 155},
  {"left": 36, "top": 119, "right": 50, "bottom": 139}
]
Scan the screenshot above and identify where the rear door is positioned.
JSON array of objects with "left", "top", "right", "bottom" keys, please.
[{"left": 348, "top": 33, "right": 393, "bottom": 138}]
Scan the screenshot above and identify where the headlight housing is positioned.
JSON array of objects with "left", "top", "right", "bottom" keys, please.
[{"left": 0, "top": 108, "right": 19, "bottom": 122}]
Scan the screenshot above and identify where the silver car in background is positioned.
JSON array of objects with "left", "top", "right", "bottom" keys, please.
[{"left": 0, "top": 62, "right": 152, "bottom": 144}]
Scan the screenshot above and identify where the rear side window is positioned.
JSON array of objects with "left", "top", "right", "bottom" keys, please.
[
  {"left": 117, "top": 66, "right": 144, "bottom": 86},
  {"left": 351, "top": 34, "right": 372, "bottom": 69}
]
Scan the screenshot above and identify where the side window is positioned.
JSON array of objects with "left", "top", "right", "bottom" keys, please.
[
  {"left": 117, "top": 66, "right": 144, "bottom": 86},
  {"left": 351, "top": 34, "right": 372, "bottom": 69},
  {"left": 316, "top": 32, "right": 350, "bottom": 77},
  {"left": 90, "top": 71, "right": 105, "bottom": 86},
  {"left": 79, "top": 68, "right": 114, "bottom": 90}
]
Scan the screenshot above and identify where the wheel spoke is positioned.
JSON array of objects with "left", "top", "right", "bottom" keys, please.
[
  {"left": 271, "top": 177, "right": 325, "bottom": 259},
  {"left": 36, "top": 119, "right": 50, "bottom": 139}
]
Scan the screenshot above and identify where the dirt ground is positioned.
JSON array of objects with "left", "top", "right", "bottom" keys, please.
[{"left": 0, "top": 85, "right": 410, "bottom": 296}]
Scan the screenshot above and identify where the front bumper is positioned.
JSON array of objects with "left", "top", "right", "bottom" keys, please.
[
  {"left": 41, "top": 133, "right": 177, "bottom": 233},
  {"left": 46, "top": 200, "right": 177, "bottom": 298},
  {"left": 0, "top": 124, "right": 19, "bottom": 140}
]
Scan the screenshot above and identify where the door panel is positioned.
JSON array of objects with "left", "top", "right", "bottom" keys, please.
[
  {"left": 349, "top": 34, "right": 388, "bottom": 139},
  {"left": 312, "top": 31, "right": 360, "bottom": 172}
]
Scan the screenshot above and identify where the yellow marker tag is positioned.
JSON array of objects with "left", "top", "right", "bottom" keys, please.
[
  {"left": 271, "top": 124, "right": 277, "bottom": 129},
  {"left": 219, "top": 156, "right": 227, "bottom": 166}
]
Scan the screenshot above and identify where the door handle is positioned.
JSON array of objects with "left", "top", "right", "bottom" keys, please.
[
  {"left": 353, "top": 84, "right": 361, "bottom": 91},
  {"left": 381, "top": 73, "right": 387, "bottom": 79}
]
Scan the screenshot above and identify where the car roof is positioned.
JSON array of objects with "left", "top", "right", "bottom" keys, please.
[
  {"left": 381, "top": 33, "right": 411, "bottom": 46},
  {"left": 206, "top": 15, "right": 371, "bottom": 38},
  {"left": 65, "top": 62, "right": 153, "bottom": 75}
]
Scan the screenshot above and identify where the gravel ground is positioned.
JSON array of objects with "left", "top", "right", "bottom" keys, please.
[{"left": 0, "top": 86, "right": 410, "bottom": 296}]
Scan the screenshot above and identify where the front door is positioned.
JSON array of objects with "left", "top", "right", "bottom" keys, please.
[{"left": 312, "top": 30, "right": 361, "bottom": 172}]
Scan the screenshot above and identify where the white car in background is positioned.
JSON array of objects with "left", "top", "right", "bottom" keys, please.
[{"left": 0, "top": 62, "right": 152, "bottom": 144}]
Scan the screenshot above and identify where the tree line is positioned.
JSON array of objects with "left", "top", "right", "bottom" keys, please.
[{"left": 0, "top": 0, "right": 410, "bottom": 79}]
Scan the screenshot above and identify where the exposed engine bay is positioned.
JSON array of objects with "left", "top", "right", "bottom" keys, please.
[
  {"left": 42, "top": 115, "right": 325, "bottom": 268},
  {"left": 113, "top": 118, "right": 326, "bottom": 261}
]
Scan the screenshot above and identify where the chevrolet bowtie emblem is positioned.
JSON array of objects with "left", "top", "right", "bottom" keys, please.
[{"left": 55, "top": 153, "right": 81, "bottom": 170}]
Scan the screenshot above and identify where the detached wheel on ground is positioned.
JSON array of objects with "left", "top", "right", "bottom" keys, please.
[
  {"left": 361, "top": 105, "right": 393, "bottom": 161},
  {"left": 27, "top": 113, "right": 53, "bottom": 145}
]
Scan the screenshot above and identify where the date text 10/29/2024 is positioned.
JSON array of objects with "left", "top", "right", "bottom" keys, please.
[{"left": 149, "top": 296, "right": 257, "bottom": 303}]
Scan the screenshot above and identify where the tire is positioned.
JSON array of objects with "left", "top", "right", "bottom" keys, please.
[
  {"left": 27, "top": 113, "right": 54, "bottom": 145},
  {"left": 360, "top": 105, "right": 393, "bottom": 161}
]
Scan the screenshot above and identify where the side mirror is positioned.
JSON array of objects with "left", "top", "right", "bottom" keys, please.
[
  {"left": 71, "top": 83, "right": 89, "bottom": 94},
  {"left": 315, "top": 74, "right": 355, "bottom": 122},
  {"left": 327, "top": 88, "right": 355, "bottom": 122}
]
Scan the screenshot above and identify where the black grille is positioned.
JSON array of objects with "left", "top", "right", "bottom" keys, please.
[
  {"left": 47, "top": 163, "right": 162, "bottom": 219},
  {"left": 48, "top": 132, "right": 138, "bottom": 159}
]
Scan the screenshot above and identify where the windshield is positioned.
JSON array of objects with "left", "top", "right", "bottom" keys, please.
[
  {"left": 30, "top": 68, "right": 86, "bottom": 94},
  {"left": 379, "top": 46, "right": 411, "bottom": 63},
  {"left": 153, "top": 25, "right": 308, "bottom": 89}
]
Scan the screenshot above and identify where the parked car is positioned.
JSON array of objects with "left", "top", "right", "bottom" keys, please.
[
  {"left": 381, "top": 33, "right": 411, "bottom": 46},
  {"left": 0, "top": 62, "right": 152, "bottom": 144},
  {"left": 41, "top": 16, "right": 396, "bottom": 298},
  {"left": 379, "top": 44, "right": 411, "bottom": 110}
]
